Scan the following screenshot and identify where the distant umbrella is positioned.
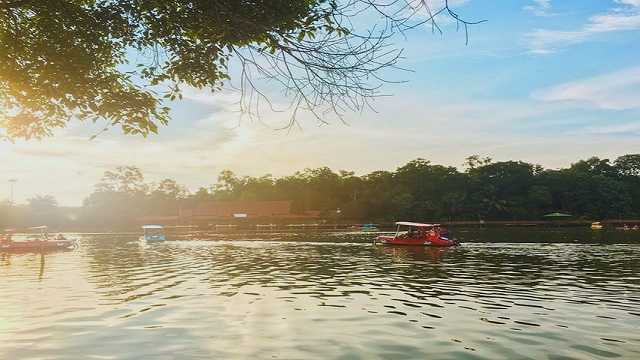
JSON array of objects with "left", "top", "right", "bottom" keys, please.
[{"left": 543, "top": 212, "right": 572, "bottom": 218}]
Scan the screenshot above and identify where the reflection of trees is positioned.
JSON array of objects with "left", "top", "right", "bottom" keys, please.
[
  {"left": 454, "top": 227, "right": 640, "bottom": 244},
  {"left": 82, "top": 237, "right": 175, "bottom": 300},
  {"left": 79, "top": 234, "right": 640, "bottom": 315}
]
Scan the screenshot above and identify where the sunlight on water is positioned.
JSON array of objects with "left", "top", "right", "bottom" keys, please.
[{"left": 1, "top": 232, "right": 639, "bottom": 359}]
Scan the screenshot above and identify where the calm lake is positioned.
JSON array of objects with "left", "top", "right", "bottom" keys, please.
[{"left": 1, "top": 229, "right": 639, "bottom": 359}]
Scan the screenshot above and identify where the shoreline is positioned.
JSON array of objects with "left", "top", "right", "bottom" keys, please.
[{"left": 13, "top": 220, "right": 640, "bottom": 236}]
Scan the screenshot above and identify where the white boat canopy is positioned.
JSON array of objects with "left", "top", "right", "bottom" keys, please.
[
  {"left": 29, "top": 226, "right": 49, "bottom": 230},
  {"left": 395, "top": 222, "right": 440, "bottom": 228},
  {"left": 142, "top": 225, "right": 164, "bottom": 229}
]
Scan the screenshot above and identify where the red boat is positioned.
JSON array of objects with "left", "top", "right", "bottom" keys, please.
[
  {"left": 1, "top": 227, "right": 77, "bottom": 252},
  {"left": 376, "top": 222, "right": 458, "bottom": 247}
]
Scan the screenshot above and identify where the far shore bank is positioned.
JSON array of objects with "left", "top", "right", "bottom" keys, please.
[{"left": 10, "top": 219, "right": 640, "bottom": 235}]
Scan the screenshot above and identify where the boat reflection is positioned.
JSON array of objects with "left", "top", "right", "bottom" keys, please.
[
  {"left": 375, "top": 245, "right": 455, "bottom": 263},
  {"left": 0, "top": 252, "right": 49, "bottom": 281}
]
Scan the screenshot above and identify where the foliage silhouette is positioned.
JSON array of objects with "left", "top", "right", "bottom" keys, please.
[
  {"left": 0, "top": 0, "right": 483, "bottom": 139},
  {"left": 4, "top": 154, "right": 640, "bottom": 229}
]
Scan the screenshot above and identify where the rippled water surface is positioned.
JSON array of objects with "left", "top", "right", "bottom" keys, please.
[{"left": 1, "top": 231, "right": 640, "bottom": 359}]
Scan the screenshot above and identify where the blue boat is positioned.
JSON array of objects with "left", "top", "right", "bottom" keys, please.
[
  {"left": 140, "top": 225, "right": 166, "bottom": 242},
  {"left": 361, "top": 223, "right": 379, "bottom": 232}
]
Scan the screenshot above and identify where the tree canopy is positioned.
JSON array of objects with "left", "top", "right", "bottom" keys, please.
[
  {"left": 4, "top": 154, "right": 640, "bottom": 229},
  {"left": 0, "top": 0, "right": 483, "bottom": 139}
]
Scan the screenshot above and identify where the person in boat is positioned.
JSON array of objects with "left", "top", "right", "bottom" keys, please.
[
  {"left": 433, "top": 226, "right": 457, "bottom": 245},
  {"left": 428, "top": 226, "right": 441, "bottom": 237}
]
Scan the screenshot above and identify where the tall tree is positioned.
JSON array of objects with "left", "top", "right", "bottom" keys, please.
[
  {"left": 95, "top": 166, "right": 147, "bottom": 194},
  {"left": 615, "top": 154, "right": 640, "bottom": 177},
  {"left": 28, "top": 194, "right": 58, "bottom": 210},
  {"left": 83, "top": 166, "right": 148, "bottom": 228}
]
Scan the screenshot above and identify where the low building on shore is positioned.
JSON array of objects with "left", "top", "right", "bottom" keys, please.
[{"left": 138, "top": 200, "right": 320, "bottom": 226}]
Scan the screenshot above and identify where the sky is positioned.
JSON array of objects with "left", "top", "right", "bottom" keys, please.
[{"left": 2, "top": 0, "right": 640, "bottom": 205}]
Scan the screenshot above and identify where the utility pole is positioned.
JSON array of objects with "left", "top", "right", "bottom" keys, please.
[{"left": 8, "top": 179, "right": 17, "bottom": 205}]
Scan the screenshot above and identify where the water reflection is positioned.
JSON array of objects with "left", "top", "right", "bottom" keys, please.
[{"left": 1, "top": 234, "right": 639, "bottom": 359}]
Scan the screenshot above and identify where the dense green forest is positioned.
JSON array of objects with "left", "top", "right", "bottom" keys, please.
[{"left": 2, "top": 154, "right": 640, "bottom": 229}]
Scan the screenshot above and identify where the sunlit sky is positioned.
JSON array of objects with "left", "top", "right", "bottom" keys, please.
[{"left": 2, "top": 0, "right": 640, "bottom": 205}]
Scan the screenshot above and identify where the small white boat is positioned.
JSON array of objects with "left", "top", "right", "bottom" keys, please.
[{"left": 140, "top": 225, "right": 166, "bottom": 242}]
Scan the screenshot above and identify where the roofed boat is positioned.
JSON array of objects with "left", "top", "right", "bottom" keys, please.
[
  {"left": 375, "top": 222, "right": 458, "bottom": 247},
  {"left": 0, "top": 226, "right": 77, "bottom": 252},
  {"left": 140, "top": 225, "right": 166, "bottom": 242}
]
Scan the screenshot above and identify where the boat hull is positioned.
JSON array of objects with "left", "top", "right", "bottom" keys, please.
[
  {"left": 0, "top": 240, "right": 76, "bottom": 252},
  {"left": 376, "top": 235, "right": 457, "bottom": 247},
  {"left": 140, "top": 235, "right": 166, "bottom": 242}
]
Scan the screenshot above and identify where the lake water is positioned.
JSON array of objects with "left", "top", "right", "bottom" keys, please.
[{"left": 1, "top": 229, "right": 640, "bottom": 359}]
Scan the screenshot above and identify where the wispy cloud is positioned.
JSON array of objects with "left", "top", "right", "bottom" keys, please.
[
  {"left": 0, "top": 90, "right": 549, "bottom": 205},
  {"left": 3, "top": 85, "right": 638, "bottom": 205},
  {"left": 525, "top": 2, "right": 640, "bottom": 53},
  {"left": 580, "top": 122, "right": 640, "bottom": 135},
  {"left": 532, "top": 66, "right": 640, "bottom": 110},
  {"left": 524, "top": 0, "right": 553, "bottom": 17},
  {"left": 617, "top": 0, "right": 640, "bottom": 7}
]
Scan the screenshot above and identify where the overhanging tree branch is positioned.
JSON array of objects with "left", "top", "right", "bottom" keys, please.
[{"left": 0, "top": 0, "right": 485, "bottom": 139}]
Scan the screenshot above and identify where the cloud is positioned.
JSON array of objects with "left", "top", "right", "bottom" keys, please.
[
  {"left": 617, "top": 0, "right": 640, "bottom": 7},
  {"left": 0, "top": 90, "right": 544, "bottom": 205},
  {"left": 2, "top": 86, "right": 638, "bottom": 206},
  {"left": 0, "top": 96, "right": 249, "bottom": 205},
  {"left": 580, "top": 122, "right": 640, "bottom": 135},
  {"left": 525, "top": 2, "right": 640, "bottom": 53},
  {"left": 524, "top": 0, "right": 553, "bottom": 17},
  {"left": 532, "top": 66, "right": 640, "bottom": 110}
]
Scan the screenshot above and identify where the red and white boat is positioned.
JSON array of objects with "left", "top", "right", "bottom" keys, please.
[
  {"left": 1, "top": 226, "right": 77, "bottom": 252},
  {"left": 376, "top": 222, "right": 458, "bottom": 247}
]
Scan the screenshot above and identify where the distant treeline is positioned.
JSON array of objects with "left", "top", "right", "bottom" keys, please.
[{"left": 2, "top": 154, "right": 640, "bottom": 229}]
